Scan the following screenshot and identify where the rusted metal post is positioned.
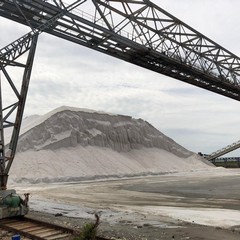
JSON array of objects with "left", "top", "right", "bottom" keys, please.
[{"left": 0, "top": 74, "right": 7, "bottom": 190}]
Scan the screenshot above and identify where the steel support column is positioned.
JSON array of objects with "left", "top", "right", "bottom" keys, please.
[
  {"left": 0, "top": 76, "right": 6, "bottom": 189},
  {"left": 0, "top": 35, "right": 38, "bottom": 190},
  {"left": 0, "top": 0, "right": 84, "bottom": 190}
]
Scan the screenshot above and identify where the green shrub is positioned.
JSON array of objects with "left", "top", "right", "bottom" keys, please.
[{"left": 74, "top": 213, "right": 100, "bottom": 240}]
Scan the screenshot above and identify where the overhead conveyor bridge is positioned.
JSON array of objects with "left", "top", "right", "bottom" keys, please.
[
  {"left": 205, "top": 140, "right": 240, "bottom": 161},
  {"left": 1, "top": 0, "right": 240, "bottom": 100}
]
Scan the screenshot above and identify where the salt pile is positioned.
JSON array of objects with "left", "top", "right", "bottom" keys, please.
[{"left": 8, "top": 106, "right": 213, "bottom": 183}]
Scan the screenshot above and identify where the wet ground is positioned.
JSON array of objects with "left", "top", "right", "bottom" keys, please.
[
  {"left": 14, "top": 169, "right": 240, "bottom": 239},
  {"left": 121, "top": 172, "right": 240, "bottom": 210}
]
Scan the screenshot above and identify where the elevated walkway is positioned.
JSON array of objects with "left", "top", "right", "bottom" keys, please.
[{"left": 0, "top": 0, "right": 240, "bottom": 100}]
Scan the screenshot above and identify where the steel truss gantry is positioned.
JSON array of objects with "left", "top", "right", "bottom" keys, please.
[
  {"left": 0, "top": 0, "right": 84, "bottom": 190},
  {"left": 1, "top": 0, "right": 240, "bottom": 100},
  {"left": 0, "top": 0, "right": 240, "bottom": 188}
]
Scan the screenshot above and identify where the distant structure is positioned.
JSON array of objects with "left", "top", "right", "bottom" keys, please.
[
  {"left": 211, "top": 157, "right": 240, "bottom": 168},
  {"left": 205, "top": 140, "right": 240, "bottom": 161},
  {"left": 199, "top": 139, "right": 240, "bottom": 167}
]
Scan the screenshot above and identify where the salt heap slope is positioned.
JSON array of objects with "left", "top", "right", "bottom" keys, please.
[{"left": 10, "top": 106, "right": 212, "bottom": 183}]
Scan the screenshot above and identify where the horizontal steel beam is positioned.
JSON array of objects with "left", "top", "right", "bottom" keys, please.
[{"left": 0, "top": 0, "right": 239, "bottom": 100}]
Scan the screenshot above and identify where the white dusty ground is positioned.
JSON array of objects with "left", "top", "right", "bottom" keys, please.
[{"left": 12, "top": 168, "right": 240, "bottom": 229}]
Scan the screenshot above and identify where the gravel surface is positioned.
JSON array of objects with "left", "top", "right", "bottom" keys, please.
[{"left": 26, "top": 210, "right": 240, "bottom": 240}]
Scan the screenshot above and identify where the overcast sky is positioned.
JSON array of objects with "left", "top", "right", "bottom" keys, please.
[{"left": 1, "top": 0, "right": 240, "bottom": 156}]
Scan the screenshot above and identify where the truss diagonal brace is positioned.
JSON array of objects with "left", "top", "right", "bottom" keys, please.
[
  {"left": 0, "top": 35, "right": 38, "bottom": 190},
  {"left": 0, "top": 0, "right": 85, "bottom": 190}
]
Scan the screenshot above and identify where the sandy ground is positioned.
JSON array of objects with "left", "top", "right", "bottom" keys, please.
[{"left": 11, "top": 168, "right": 240, "bottom": 240}]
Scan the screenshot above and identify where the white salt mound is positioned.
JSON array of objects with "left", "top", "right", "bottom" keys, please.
[{"left": 9, "top": 106, "right": 213, "bottom": 183}]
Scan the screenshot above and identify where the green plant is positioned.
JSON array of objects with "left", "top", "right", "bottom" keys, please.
[{"left": 74, "top": 213, "right": 100, "bottom": 240}]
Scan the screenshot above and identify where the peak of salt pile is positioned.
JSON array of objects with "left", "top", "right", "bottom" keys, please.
[
  {"left": 17, "top": 106, "right": 191, "bottom": 157},
  {"left": 9, "top": 106, "right": 213, "bottom": 183}
]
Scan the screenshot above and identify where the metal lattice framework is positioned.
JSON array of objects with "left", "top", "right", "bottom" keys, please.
[
  {"left": 0, "top": 0, "right": 240, "bottom": 99},
  {"left": 206, "top": 140, "right": 240, "bottom": 161},
  {"left": 0, "top": 33, "right": 38, "bottom": 190},
  {"left": 0, "top": 0, "right": 240, "bottom": 188},
  {"left": 0, "top": 0, "right": 84, "bottom": 189}
]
